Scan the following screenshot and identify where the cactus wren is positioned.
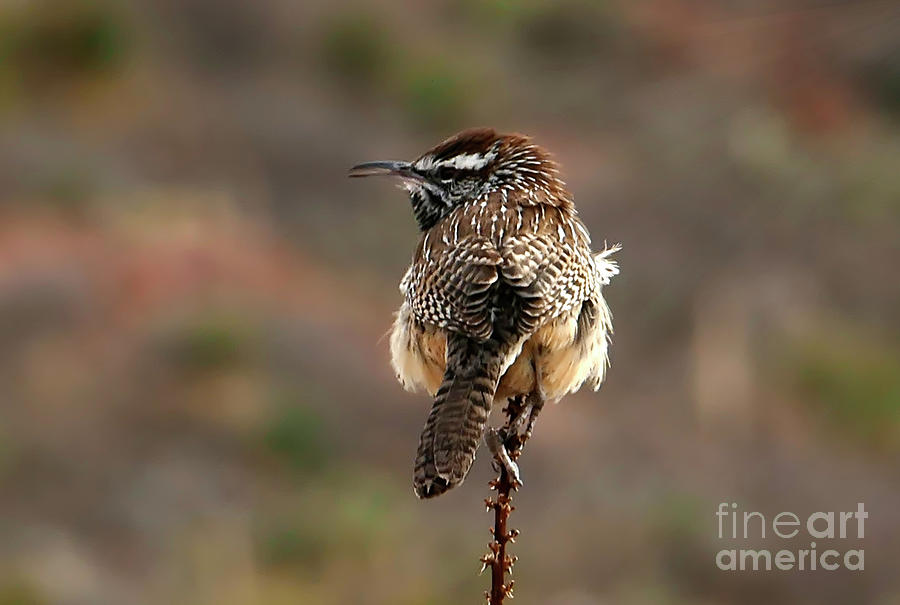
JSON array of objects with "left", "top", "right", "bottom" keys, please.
[{"left": 350, "top": 128, "right": 619, "bottom": 498}]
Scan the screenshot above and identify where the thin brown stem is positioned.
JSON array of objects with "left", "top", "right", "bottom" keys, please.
[{"left": 482, "top": 395, "right": 529, "bottom": 604}]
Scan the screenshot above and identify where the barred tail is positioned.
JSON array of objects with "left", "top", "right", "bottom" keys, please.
[{"left": 413, "top": 333, "right": 505, "bottom": 498}]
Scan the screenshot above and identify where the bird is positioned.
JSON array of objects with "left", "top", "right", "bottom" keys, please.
[{"left": 349, "top": 128, "right": 619, "bottom": 498}]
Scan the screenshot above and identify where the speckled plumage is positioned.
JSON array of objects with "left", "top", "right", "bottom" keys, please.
[{"left": 354, "top": 128, "right": 619, "bottom": 498}]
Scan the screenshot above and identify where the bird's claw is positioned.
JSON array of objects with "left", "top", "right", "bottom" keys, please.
[{"left": 484, "top": 427, "right": 522, "bottom": 486}]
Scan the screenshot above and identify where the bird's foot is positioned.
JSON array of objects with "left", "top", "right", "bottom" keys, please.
[
  {"left": 485, "top": 427, "right": 522, "bottom": 487},
  {"left": 522, "top": 388, "right": 545, "bottom": 443}
]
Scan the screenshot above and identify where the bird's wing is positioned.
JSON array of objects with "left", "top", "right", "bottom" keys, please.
[
  {"left": 402, "top": 233, "right": 501, "bottom": 340},
  {"left": 499, "top": 209, "right": 597, "bottom": 332}
]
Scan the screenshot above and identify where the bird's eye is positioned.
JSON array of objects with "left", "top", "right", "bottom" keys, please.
[{"left": 437, "top": 166, "right": 459, "bottom": 181}]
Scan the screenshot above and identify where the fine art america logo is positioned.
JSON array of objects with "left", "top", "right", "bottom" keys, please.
[{"left": 715, "top": 502, "right": 866, "bottom": 571}]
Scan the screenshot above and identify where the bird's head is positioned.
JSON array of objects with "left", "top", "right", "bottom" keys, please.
[{"left": 350, "top": 128, "right": 568, "bottom": 231}]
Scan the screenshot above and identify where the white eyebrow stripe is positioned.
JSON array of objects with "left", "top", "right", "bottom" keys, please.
[{"left": 442, "top": 151, "right": 496, "bottom": 170}]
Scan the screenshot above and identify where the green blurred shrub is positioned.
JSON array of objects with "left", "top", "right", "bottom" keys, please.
[
  {"left": 452, "top": 0, "right": 621, "bottom": 62},
  {"left": 400, "top": 60, "right": 470, "bottom": 130},
  {"left": 39, "top": 168, "right": 97, "bottom": 212},
  {"left": 319, "top": 11, "right": 473, "bottom": 130},
  {"left": 785, "top": 332, "right": 900, "bottom": 451},
  {"left": 321, "top": 14, "right": 391, "bottom": 85},
  {"left": 256, "top": 475, "right": 394, "bottom": 570},
  {"left": 514, "top": 1, "right": 621, "bottom": 65},
  {"left": 0, "top": 579, "right": 46, "bottom": 605},
  {"left": 259, "top": 520, "right": 330, "bottom": 570},
  {"left": 648, "top": 492, "right": 705, "bottom": 543},
  {"left": 452, "top": 0, "right": 566, "bottom": 27},
  {"left": 840, "top": 142, "right": 900, "bottom": 224},
  {"left": 0, "top": 1, "right": 129, "bottom": 79},
  {"left": 166, "top": 315, "right": 256, "bottom": 373},
  {"left": 262, "top": 403, "right": 330, "bottom": 472},
  {"left": 0, "top": 424, "right": 13, "bottom": 481},
  {"left": 861, "top": 53, "right": 900, "bottom": 117}
]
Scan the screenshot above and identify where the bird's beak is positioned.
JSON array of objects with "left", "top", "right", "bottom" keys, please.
[{"left": 348, "top": 161, "right": 424, "bottom": 181}]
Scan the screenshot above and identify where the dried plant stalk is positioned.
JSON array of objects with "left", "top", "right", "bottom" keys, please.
[{"left": 482, "top": 395, "right": 530, "bottom": 604}]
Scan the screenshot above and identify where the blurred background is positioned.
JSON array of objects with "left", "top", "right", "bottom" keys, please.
[{"left": 1, "top": 0, "right": 899, "bottom": 603}]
